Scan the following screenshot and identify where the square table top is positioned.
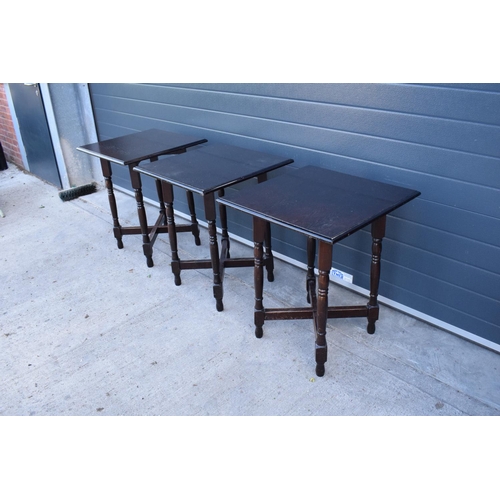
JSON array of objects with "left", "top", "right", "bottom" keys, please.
[
  {"left": 77, "top": 128, "right": 207, "bottom": 165},
  {"left": 134, "top": 143, "right": 294, "bottom": 195},
  {"left": 218, "top": 166, "right": 421, "bottom": 243}
]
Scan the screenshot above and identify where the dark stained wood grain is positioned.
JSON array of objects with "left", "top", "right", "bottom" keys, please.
[
  {"left": 134, "top": 143, "right": 293, "bottom": 195},
  {"left": 77, "top": 128, "right": 207, "bottom": 165},
  {"left": 219, "top": 166, "right": 420, "bottom": 244}
]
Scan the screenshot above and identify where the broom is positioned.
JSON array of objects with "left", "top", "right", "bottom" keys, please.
[{"left": 58, "top": 182, "right": 97, "bottom": 202}]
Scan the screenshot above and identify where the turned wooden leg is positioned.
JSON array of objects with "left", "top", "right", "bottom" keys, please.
[
  {"left": 186, "top": 190, "right": 201, "bottom": 246},
  {"left": 100, "top": 158, "right": 123, "bottom": 249},
  {"left": 315, "top": 240, "right": 333, "bottom": 377},
  {"left": 147, "top": 156, "right": 166, "bottom": 226},
  {"left": 256, "top": 173, "right": 274, "bottom": 282},
  {"left": 253, "top": 217, "right": 267, "bottom": 338},
  {"left": 306, "top": 236, "right": 316, "bottom": 303},
  {"left": 130, "top": 164, "right": 154, "bottom": 267},
  {"left": 205, "top": 194, "right": 223, "bottom": 312},
  {"left": 264, "top": 222, "right": 274, "bottom": 282},
  {"left": 155, "top": 179, "right": 167, "bottom": 225},
  {"left": 162, "top": 182, "right": 181, "bottom": 286},
  {"left": 218, "top": 188, "right": 230, "bottom": 258},
  {"left": 367, "top": 216, "right": 386, "bottom": 334}
]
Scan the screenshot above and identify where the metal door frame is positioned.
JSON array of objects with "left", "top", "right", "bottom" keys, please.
[{"left": 38, "top": 84, "right": 70, "bottom": 189}]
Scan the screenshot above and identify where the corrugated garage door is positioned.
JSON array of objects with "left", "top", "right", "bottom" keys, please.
[{"left": 88, "top": 83, "right": 500, "bottom": 347}]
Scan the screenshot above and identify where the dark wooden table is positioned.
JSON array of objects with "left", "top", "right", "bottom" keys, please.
[
  {"left": 77, "top": 128, "right": 207, "bottom": 267},
  {"left": 218, "top": 166, "right": 420, "bottom": 376},
  {"left": 134, "top": 143, "right": 293, "bottom": 311}
]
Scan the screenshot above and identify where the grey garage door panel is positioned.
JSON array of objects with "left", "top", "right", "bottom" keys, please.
[{"left": 88, "top": 83, "right": 500, "bottom": 347}]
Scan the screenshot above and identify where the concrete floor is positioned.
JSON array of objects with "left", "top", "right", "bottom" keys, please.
[{"left": 1, "top": 165, "right": 499, "bottom": 416}]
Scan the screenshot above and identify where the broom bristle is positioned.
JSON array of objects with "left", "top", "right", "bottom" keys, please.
[{"left": 59, "top": 183, "right": 97, "bottom": 202}]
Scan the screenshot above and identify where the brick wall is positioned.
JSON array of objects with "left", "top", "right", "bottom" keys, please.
[{"left": 0, "top": 83, "right": 25, "bottom": 168}]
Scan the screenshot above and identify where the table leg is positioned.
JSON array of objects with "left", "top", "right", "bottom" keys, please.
[
  {"left": 147, "top": 156, "right": 167, "bottom": 228},
  {"left": 204, "top": 193, "right": 223, "bottom": 312},
  {"left": 162, "top": 182, "right": 181, "bottom": 286},
  {"left": 264, "top": 222, "right": 274, "bottom": 282},
  {"left": 367, "top": 215, "right": 386, "bottom": 334},
  {"left": 253, "top": 216, "right": 267, "bottom": 338},
  {"left": 306, "top": 236, "right": 316, "bottom": 303},
  {"left": 155, "top": 179, "right": 167, "bottom": 225},
  {"left": 100, "top": 158, "right": 123, "bottom": 249},
  {"left": 315, "top": 240, "right": 333, "bottom": 377},
  {"left": 218, "top": 188, "right": 230, "bottom": 258},
  {"left": 256, "top": 173, "right": 274, "bottom": 282},
  {"left": 186, "top": 191, "right": 201, "bottom": 246},
  {"left": 129, "top": 164, "right": 154, "bottom": 268}
]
